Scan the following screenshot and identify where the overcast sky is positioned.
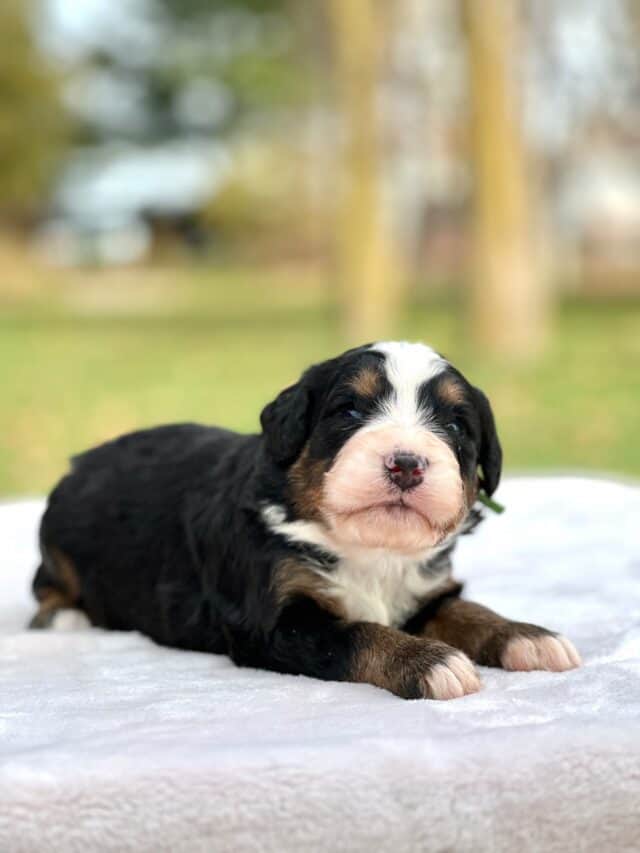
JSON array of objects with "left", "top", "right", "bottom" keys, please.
[
  {"left": 41, "top": 0, "right": 640, "bottom": 151},
  {"left": 40, "top": 0, "right": 160, "bottom": 64}
]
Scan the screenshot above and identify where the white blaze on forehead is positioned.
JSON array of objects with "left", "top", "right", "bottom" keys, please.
[{"left": 372, "top": 341, "right": 447, "bottom": 426}]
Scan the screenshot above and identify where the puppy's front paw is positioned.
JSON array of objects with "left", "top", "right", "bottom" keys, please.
[
  {"left": 391, "top": 641, "right": 482, "bottom": 700},
  {"left": 501, "top": 631, "right": 581, "bottom": 672},
  {"left": 423, "top": 650, "right": 483, "bottom": 700}
]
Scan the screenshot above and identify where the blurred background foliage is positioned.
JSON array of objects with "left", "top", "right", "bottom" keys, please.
[
  {"left": 0, "top": 0, "right": 639, "bottom": 495},
  {"left": 0, "top": 0, "right": 69, "bottom": 221}
]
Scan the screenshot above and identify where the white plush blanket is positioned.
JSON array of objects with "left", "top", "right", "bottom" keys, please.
[{"left": 1, "top": 477, "right": 639, "bottom": 853}]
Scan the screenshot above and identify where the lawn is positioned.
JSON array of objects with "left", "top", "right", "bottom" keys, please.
[{"left": 1, "top": 264, "right": 639, "bottom": 496}]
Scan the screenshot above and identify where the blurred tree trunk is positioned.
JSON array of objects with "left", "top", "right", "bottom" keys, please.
[
  {"left": 328, "top": 0, "right": 397, "bottom": 344},
  {"left": 463, "top": 0, "right": 547, "bottom": 356}
]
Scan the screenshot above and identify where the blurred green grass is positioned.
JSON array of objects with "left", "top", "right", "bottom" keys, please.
[{"left": 1, "top": 265, "right": 639, "bottom": 495}]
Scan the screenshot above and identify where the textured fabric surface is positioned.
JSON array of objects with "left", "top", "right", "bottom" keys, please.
[{"left": 1, "top": 477, "right": 639, "bottom": 853}]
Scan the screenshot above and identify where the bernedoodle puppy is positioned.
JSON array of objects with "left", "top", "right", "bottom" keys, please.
[{"left": 30, "top": 341, "right": 581, "bottom": 699}]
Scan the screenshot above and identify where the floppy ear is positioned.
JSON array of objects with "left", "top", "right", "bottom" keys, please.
[
  {"left": 260, "top": 382, "right": 312, "bottom": 465},
  {"left": 472, "top": 387, "right": 502, "bottom": 496}
]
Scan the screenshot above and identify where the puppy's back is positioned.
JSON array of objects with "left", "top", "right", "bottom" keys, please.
[{"left": 34, "top": 423, "right": 252, "bottom": 644}]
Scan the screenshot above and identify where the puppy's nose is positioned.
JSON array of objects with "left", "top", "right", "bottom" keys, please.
[{"left": 384, "top": 452, "right": 427, "bottom": 491}]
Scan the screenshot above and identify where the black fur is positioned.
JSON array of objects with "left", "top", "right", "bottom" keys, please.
[{"left": 472, "top": 386, "right": 503, "bottom": 496}]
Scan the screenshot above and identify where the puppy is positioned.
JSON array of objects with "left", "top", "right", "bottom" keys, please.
[{"left": 30, "top": 341, "right": 581, "bottom": 699}]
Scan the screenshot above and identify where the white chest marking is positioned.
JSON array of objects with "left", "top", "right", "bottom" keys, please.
[
  {"left": 319, "top": 552, "right": 449, "bottom": 628},
  {"left": 262, "top": 504, "right": 453, "bottom": 627}
]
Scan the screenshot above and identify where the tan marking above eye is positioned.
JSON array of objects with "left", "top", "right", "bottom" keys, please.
[
  {"left": 349, "top": 367, "right": 382, "bottom": 399},
  {"left": 436, "top": 378, "right": 466, "bottom": 405}
]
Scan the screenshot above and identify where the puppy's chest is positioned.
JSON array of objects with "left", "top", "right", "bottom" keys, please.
[{"left": 320, "top": 553, "right": 448, "bottom": 628}]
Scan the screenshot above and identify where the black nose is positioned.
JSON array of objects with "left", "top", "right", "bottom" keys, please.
[{"left": 384, "top": 452, "right": 427, "bottom": 491}]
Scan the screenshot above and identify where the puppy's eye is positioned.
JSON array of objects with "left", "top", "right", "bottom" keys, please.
[
  {"left": 447, "top": 421, "right": 462, "bottom": 436},
  {"left": 346, "top": 408, "right": 364, "bottom": 421}
]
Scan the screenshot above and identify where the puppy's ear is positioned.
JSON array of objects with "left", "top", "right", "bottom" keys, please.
[
  {"left": 260, "top": 382, "right": 312, "bottom": 465},
  {"left": 472, "top": 387, "right": 502, "bottom": 496}
]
